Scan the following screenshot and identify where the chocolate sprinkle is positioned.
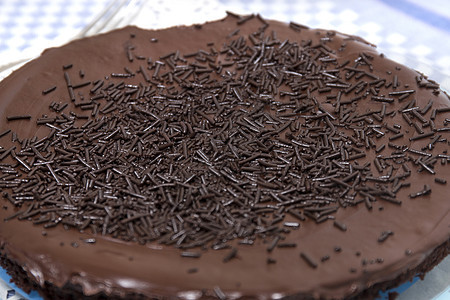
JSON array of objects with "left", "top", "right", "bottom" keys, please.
[
  {"left": 333, "top": 220, "right": 347, "bottom": 232},
  {"left": 6, "top": 115, "right": 32, "bottom": 121},
  {"left": 0, "top": 129, "right": 11, "bottom": 139},
  {"left": 409, "top": 185, "right": 432, "bottom": 198},
  {"left": 223, "top": 248, "right": 238, "bottom": 263},
  {"left": 378, "top": 230, "right": 394, "bottom": 243},
  {"left": 42, "top": 85, "right": 57, "bottom": 95},
  {"left": 434, "top": 178, "right": 447, "bottom": 184},
  {"left": 300, "top": 252, "right": 318, "bottom": 269},
  {"left": 181, "top": 251, "right": 202, "bottom": 258},
  {"left": 409, "top": 132, "right": 434, "bottom": 141}
]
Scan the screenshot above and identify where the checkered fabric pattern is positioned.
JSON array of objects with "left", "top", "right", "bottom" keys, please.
[
  {"left": 0, "top": 0, "right": 110, "bottom": 66},
  {"left": 0, "top": 1, "right": 449, "bottom": 299}
]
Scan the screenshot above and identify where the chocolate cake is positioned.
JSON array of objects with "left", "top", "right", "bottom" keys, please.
[{"left": 0, "top": 13, "right": 449, "bottom": 300}]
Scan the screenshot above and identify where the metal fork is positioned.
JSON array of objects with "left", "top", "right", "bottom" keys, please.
[
  {"left": 76, "top": 0, "right": 145, "bottom": 38},
  {"left": 0, "top": 0, "right": 144, "bottom": 77}
]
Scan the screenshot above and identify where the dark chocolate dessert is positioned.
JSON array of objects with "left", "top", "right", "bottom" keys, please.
[{"left": 0, "top": 13, "right": 449, "bottom": 300}]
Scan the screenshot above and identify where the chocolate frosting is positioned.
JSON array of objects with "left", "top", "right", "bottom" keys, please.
[{"left": 0, "top": 15, "right": 449, "bottom": 299}]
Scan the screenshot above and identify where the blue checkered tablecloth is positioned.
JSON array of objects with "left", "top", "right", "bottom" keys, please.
[
  {"left": 0, "top": 0, "right": 110, "bottom": 63},
  {"left": 0, "top": 1, "right": 449, "bottom": 300}
]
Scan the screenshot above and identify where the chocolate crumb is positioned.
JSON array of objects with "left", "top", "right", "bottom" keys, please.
[
  {"left": 223, "top": 248, "right": 238, "bottom": 263},
  {"left": 321, "top": 255, "right": 330, "bottom": 262},
  {"left": 267, "top": 258, "right": 277, "bottom": 264},
  {"left": 181, "top": 251, "right": 202, "bottom": 258},
  {"left": 388, "top": 291, "right": 399, "bottom": 300}
]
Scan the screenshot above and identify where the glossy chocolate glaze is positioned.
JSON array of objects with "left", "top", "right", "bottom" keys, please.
[{"left": 0, "top": 15, "right": 449, "bottom": 299}]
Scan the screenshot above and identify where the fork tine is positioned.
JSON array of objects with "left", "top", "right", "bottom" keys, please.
[
  {"left": 86, "top": 0, "right": 131, "bottom": 36},
  {"left": 122, "top": 0, "right": 146, "bottom": 27},
  {"left": 103, "top": 0, "right": 146, "bottom": 32},
  {"left": 75, "top": 0, "right": 121, "bottom": 39}
]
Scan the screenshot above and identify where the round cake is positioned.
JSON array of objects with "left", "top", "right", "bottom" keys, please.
[{"left": 0, "top": 13, "right": 449, "bottom": 300}]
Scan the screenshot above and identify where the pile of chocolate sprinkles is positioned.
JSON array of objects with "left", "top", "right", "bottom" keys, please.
[{"left": 1, "top": 13, "right": 449, "bottom": 259}]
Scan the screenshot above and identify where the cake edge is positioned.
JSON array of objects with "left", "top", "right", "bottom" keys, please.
[{"left": 1, "top": 238, "right": 448, "bottom": 299}]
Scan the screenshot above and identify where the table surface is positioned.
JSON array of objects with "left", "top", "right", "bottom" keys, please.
[{"left": 0, "top": 0, "right": 449, "bottom": 299}]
